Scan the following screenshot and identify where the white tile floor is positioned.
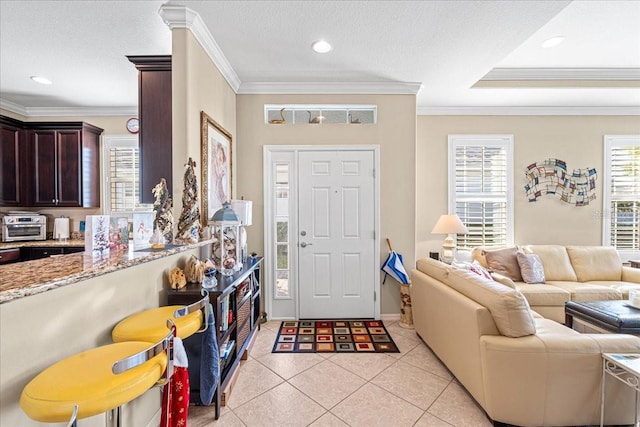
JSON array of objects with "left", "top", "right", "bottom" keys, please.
[{"left": 188, "top": 320, "right": 493, "bottom": 427}]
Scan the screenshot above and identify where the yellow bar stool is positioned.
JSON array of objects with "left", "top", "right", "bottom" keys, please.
[
  {"left": 112, "top": 290, "right": 210, "bottom": 344},
  {"left": 20, "top": 321, "right": 176, "bottom": 426}
]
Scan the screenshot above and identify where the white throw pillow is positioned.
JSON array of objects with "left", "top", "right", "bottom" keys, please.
[{"left": 517, "top": 252, "right": 546, "bottom": 284}]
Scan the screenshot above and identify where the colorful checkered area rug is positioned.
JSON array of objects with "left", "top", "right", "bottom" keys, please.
[{"left": 272, "top": 320, "right": 399, "bottom": 353}]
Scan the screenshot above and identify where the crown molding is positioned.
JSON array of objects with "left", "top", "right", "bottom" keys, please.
[
  {"left": 417, "top": 106, "right": 640, "bottom": 116},
  {"left": 238, "top": 81, "right": 423, "bottom": 95},
  {"left": 0, "top": 99, "right": 137, "bottom": 117},
  {"left": 483, "top": 68, "right": 640, "bottom": 81},
  {"left": 0, "top": 99, "right": 28, "bottom": 116},
  {"left": 159, "top": 4, "right": 241, "bottom": 92}
]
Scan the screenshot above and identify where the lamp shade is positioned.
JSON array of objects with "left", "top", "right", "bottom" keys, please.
[
  {"left": 431, "top": 214, "right": 468, "bottom": 235},
  {"left": 231, "top": 200, "right": 252, "bottom": 226}
]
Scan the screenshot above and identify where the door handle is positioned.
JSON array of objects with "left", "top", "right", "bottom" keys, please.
[{"left": 300, "top": 242, "right": 313, "bottom": 248}]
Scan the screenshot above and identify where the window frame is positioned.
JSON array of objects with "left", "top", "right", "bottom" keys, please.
[
  {"left": 101, "top": 134, "right": 143, "bottom": 218},
  {"left": 448, "top": 134, "right": 514, "bottom": 249},
  {"left": 602, "top": 135, "right": 640, "bottom": 259}
]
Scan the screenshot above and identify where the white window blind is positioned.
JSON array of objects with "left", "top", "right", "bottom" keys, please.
[
  {"left": 102, "top": 136, "right": 140, "bottom": 216},
  {"left": 449, "top": 135, "right": 514, "bottom": 249},
  {"left": 603, "top": 135, "right": 640, "bottom": 254}
]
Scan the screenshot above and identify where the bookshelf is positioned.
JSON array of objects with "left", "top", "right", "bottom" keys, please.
[{"left": 167, "top": 257, "right": 263, "bottom": 419}]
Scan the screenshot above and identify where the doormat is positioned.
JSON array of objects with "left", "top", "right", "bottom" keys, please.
[{"left": 272, "top": 320, "right": 399, "bottom": 353}]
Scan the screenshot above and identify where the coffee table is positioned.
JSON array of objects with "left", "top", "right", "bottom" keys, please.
[
  {"left": 565, "top": 300, "right": 640, "bottom": 335},
  {"left": 600, "top": 353, "right": 640, "bottom": 427}
]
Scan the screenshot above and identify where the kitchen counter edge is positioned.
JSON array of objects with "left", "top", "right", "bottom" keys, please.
[{"left": 0, "top": 239, "right": 212, "bottom": 304}]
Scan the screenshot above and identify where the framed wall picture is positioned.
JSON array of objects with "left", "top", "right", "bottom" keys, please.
[{"left": 201, "top": 111, "right": 233, "bottom": 223}]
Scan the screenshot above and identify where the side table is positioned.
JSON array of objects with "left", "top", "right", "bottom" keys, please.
[{"left": 601, "top": 353, "right": 640, "bottom": 427}]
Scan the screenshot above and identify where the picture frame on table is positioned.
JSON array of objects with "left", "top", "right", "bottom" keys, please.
[
  {"left": 201, "top": 111, "right": 233, "bottom": 224},
  {"left": 132, "top": 212, "right": 154, "bottom": 250}
]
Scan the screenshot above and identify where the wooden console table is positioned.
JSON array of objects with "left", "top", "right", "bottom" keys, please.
[{"left": 167, "top": 257, "right": 262, "bottom": 419}]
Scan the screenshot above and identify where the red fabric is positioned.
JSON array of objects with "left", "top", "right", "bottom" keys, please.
[{"left": 160, "top": 366, "right": 190, "bottom": 427}]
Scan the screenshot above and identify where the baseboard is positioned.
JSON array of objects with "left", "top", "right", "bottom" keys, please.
[{"left": 381, "top": 313, "right": 401, "bottom": 322}]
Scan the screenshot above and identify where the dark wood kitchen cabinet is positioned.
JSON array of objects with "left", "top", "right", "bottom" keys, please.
[
  {"left": 22, "top": 246, "right": 84, "bottom": 260},
  {"left": 127, "top": 55, "right": 172, "bottom": 204},
  {"left": 0, "top": 116, "right": 27, "bottom": 206},
  {"left": 1, "top": 116, "right": 103, "bottom": 208}
]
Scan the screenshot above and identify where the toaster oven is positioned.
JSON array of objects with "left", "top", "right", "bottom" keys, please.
[{"left": 1, "top": 213, "right": 47, "bottom": 242}]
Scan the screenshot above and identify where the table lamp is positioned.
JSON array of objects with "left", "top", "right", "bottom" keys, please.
[
  {"left": 231, "top": 199, "right": 252, "bottom": 263},
  {"left": 431, "top": 214, "right": 468, "bottom": 264}
]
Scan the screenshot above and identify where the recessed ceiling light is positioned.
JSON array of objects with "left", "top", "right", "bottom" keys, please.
[
  {"left": 541, "top": 36, "right": 565, "bottom": 49},
  {"left": 312, "top": 40, "right": 332, "bottom": 54},
  {"left": 30, "top": 76, "right": 52, "bottom": 85}
]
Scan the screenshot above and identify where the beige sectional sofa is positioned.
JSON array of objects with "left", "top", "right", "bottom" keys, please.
[
  {"left": 411, "top": 255, "right": 640, "bottom": 427},
  {"left": 471, "top": 245, "right": 640, "bottom": 323}
]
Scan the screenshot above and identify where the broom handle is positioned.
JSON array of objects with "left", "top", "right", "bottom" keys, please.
[{"left": 386, "top": 238, "right": 392, "bottom": 251}]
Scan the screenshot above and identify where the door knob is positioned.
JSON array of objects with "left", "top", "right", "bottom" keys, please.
[{"left": 300, "top": 242, "right": 313, "bottom": 248}]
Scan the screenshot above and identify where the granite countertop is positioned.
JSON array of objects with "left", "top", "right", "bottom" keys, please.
[
  {"left": 0, "top": 239, "right": 85, "bottom": 249},
  {"left": 0, "top": 240, "right": 212, "bottom": 304}
]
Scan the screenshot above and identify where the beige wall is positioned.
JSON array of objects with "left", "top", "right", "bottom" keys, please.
[
  {"left": 170, "top": 29, "right": 237, "bottom": 225},
  {"left": 417, "top": 115, "right": 640, "bottom": 258},
  {"left": 236, "top": 94, "right": 416, "bottom": 315}
]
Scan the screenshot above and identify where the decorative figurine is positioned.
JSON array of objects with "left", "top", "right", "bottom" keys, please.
[
  {"left": 152, "top": 178, "right": 174, "bottom": 244},
  {"left": 150, "top": 227, "right": 165, "bottom": 249},
  {"left": 268, "top": 107, "right": 286, "bottom": 124},
  {"left": 168, "top": 267, "right": 187, "bottom": 289},
  {"left": 176, "top": 158, "right": 202, "bottom": 244}
]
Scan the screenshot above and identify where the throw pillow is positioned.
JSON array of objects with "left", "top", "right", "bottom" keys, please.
[
  {"left": 517, "top": 252, "right": 546, "bottom": 284},
  {"left": 483, "top": 247, "right": 523, "bottom": 282}
]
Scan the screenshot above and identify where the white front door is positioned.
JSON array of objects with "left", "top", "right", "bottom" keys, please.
[{"left": 298, "top": 150, "right": 376, "bottom": 319}]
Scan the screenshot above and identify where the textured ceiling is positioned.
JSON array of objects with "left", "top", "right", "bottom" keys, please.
[{"left": 0, "top": 0, "right": 638, "bottom": 115}]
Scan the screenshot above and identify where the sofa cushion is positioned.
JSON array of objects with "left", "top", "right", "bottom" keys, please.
[
  {"left": 484, "top": 247, "right": 523, "bottom": 282},
  {"left": 566, "top": 246, "right": 622, "bottom": 282},
  {"left": 546, "top": 281, "right": 623, "bottom": 301},
  {"left": 490, "top": 272, "right": 516, "bottom": 289},
  {"left": 514, "top": 283, "right": 570, "bottom": 306},
  {"left": 445, "top": 268, "right": 536, "bottom": 337},
  {"left": 517, "top": 252, "right": 546, "bottom": 284},
  {"left": 622, "top": 266, "right": 640, "bottom": 283},
  {"left": 416, "top": 257, "right": 450, "bottom": 283},
  {"left": 586, "top": 281, "right": 640, "bottom": 298},
  {"left": 521, "top": 245, "right": 577, "bottom": 282}
]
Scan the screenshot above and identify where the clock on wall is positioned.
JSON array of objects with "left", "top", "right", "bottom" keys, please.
[{"left": 126, "top": 117, "right": 139, "bottom": 134}]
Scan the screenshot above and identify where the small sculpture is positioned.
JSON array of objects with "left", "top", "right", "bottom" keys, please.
[
  {"left": 268, "top": 107, "right": 286, "bottom": 124},
  {"left": 169, "top": 267, "right": 187, "bottom": 289},
  {"left": 349, "top": 113, "right": 361, "bottom": 124},
  {"left": 152, "top": 178, "right": 174, "bottom": 243},
  {"left": 176, "top": 158, "right": 202, "bottom": 244},
  {"left": 150, "top": 227, "right": 166, "bottom": 249},
  {"left": 308, "top": 111, "right": 323, "bottom": 124},
  {"left": 185, "top": 255, "right": 205, "bottom": 283}
]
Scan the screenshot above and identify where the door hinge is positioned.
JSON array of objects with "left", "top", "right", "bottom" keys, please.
[{"left": 374, "top": 291, "right": 376, "bottom": 302}]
